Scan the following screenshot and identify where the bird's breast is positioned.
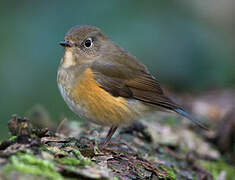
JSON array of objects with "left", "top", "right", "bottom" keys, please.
[
  {"left": 72, "top": 68, "right": 133, "bottom": 125},
  {"left": 57, "top": 67, "right": 87, "bottom": 119},
  {"left": 58, "top": 67, "right": 150, "bottom": 126}
]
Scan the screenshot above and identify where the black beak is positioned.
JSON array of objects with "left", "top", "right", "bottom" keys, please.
[{"left": 59, "top": 41, "right": 72, "bottom": 47}]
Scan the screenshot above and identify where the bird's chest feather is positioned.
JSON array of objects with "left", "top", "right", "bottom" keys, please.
[
  {"left": 57, "top": 86, "right": 86, "bottom": 122},
  {"left": 59, "top": 67, "right": 137, "bottom": 125}
]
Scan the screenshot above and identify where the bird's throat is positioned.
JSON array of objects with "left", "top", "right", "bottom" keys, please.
[{"left": 61, "top": 50, "right": 76, "bottom": 68}]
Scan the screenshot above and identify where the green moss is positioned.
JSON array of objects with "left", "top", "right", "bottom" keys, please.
[
  {"left": 3, "top": 153, "right": 63, "bottom": 180},
  {"left": 167, "top": 169, "right": 176, "bottom": 180},
  {"left": 73, "top": 148, "right": 94, "bottom": 166},
  {"left": 56, "top": 148, "right": 93, "bottom": 167},
  {"left": 199, "top": 159, "right": 235, "bottom": 180},
  {"left": 57, "top": 157, "right": 82, "bottom": 166},
  {"left": 160, "top": 165, "right": 176, "bottom": 180},
  {"left": 9, "top": 136, "right": 17, "bottom": 141},
  {"left": 71, "top": 148, "right": 83, "bottom": 159},
  {"left": 57, "top": 156, "right": 93, "bottom": 167},
  {"left": 112, "top": 177, "right": 119, "bottom": 180}
]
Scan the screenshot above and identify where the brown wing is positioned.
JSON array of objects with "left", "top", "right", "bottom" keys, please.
[
  {"left": 92, "top": 72, "right": 133, "bottom": 98},
  {"left": 91, "top": 59, "right": 181, "bottom": 110}
]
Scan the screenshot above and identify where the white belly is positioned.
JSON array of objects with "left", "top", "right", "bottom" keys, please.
[{"left": 58, "top": 84, "right": 87, "bottom": 119}]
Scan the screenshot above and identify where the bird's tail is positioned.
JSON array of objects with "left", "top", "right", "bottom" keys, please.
[{"left": 174, "top": 108, "right": 208, "bottom": 130}]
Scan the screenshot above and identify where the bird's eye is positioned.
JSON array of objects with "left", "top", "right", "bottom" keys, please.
[{"left": 84, "top": 38, "right": 92, "bottom": 48}]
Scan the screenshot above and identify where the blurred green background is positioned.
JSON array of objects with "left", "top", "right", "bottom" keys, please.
[{"left": 0, "top": 0, "right": 234, "bottom": 138}]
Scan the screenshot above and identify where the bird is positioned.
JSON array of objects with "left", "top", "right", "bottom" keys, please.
[{"left": 57, "top": 25, "right": 207, "bottom": 145}]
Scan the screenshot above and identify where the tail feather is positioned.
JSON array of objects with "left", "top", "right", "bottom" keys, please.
[{"left": 174, "top": 109, "right": 208, "bottom": 130}]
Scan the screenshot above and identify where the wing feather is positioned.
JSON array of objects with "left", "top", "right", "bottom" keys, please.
[{"left": 91, "top": 60, "right": 181, "bottom": 110}]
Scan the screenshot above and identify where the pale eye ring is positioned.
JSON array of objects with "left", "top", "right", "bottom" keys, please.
[{"left": 84, "top": 38, "right": 93, "bottom": 48}]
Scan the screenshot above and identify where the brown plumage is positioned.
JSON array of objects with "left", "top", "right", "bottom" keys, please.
[
  {"left": 91, "top": 59, "right": 181, "bottom": 110},
  {"left": 57, "top": 25, "right": 207, "bottom": 145}
]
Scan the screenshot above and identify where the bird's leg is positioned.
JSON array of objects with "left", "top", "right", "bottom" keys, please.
[{"left": 102, "top": 126, "right": 118, "bottom": 145}]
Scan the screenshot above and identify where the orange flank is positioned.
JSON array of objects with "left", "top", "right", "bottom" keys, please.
[{"left": 72, "top": 68, "right": 134, "bottom": 126}]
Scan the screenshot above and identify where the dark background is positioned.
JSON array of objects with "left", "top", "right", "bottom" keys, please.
[{"left": 0, "top": 0, "right": 234, "bottom": 138}]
